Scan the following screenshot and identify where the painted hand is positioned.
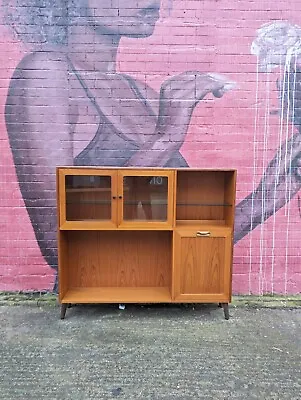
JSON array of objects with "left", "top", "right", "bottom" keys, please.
[{"left": 159, "top": 71, "right": 235, "bottom": 111}]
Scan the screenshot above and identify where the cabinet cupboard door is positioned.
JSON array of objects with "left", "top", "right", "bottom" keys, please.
[
  {"left": 173, "top": 228, "right": 232, "bottom": 302},
  {"left": 117, "top": 170, "right": 174, "bottom": 228},
  {"left": 58, "top": 169, "right": 118, "bottom": 229}
]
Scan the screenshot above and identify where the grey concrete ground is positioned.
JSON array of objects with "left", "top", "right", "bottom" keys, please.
[{"left": 0, "top": 302, "right": 300, "bottom": 400}]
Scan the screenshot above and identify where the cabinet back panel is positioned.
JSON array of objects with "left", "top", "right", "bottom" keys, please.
[
  {"left": 66, "top": 190, "right": 111, "bottom": 221},
  {"left": 66, "top": 231, "right": 171, "bottom": 288},
  {"left": 176, "top": 172, "right": 225, "bottom": 220}
]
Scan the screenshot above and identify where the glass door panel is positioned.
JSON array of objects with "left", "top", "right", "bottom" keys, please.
[
  {"left": 123, "top": 176, "right": 168, "bottom": 222},
  {"left": 121, "top": 173, "right": 172, "bottom": 225},
  {"left": 65, "top": 174, "right": 112, "bottom": 221}
]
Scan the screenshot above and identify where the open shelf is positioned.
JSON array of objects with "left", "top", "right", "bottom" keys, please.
[
  {"left": 59, "top": 230, "right": 172, "bottom": 297},
  {"left": 175, "top": 170, "right": 236, "bottom": 225},
  {"left": 61, "top": 287, "right": 171, "bottom": 303}
]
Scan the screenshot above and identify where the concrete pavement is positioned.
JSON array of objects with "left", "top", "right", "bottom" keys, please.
[{"left": 0, "top": 302, "right": 300, "bottom": 399}]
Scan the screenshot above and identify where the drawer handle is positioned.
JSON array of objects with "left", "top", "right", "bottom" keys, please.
[{"left": 196, "top": 231, "right": 210, "bottom": 237}]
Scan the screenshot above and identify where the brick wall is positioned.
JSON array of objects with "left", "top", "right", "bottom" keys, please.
[{"left": 0, "top": 0, "right": 301, "bottom": 294}]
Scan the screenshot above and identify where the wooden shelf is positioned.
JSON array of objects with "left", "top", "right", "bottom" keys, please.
[
  {"left": 176, "top": 203, "right": 232, "bottom": 207},
  {"left": 66, "top": 200, "right": 111, "bottom": 205},
  {"left": 61, "top": 287, "right": 171, "bottom": 303},
  {"left": 176, "top": 220, "right": 227, "bottom": 227},
  {"left": 66, "top": 187, "right": 130, "bottom": 193},
  {"left": 124, "top": 200, "right": 168, "bottom": 205}
]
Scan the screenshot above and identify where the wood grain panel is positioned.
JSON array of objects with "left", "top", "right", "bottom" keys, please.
[
  {"left": 58, "top": 231, "right": 69, "bottom": 301},
  {"left": 180, "top": 236, "right": 225, "bottom": 294},
  {"left": 66, "top": 231, "right": 172, "bottom": 288},
  {"left": 173, "top": 228, "right": 232, "bottom": 301},
  {"left": 61, "top": 287, "right": 171, "bottom": 303}
]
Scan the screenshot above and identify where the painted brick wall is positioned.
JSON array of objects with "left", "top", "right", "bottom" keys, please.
[{"left": 0, "top": 0, "right": 301, "bottom": 294}]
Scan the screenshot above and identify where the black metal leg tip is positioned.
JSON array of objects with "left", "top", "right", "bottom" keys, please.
[
  {"left": 221, "top": 303, "right": 230, "bottom": 320},
  {"left": 60, "top": 304, "right": 68, "bottom": 320}
]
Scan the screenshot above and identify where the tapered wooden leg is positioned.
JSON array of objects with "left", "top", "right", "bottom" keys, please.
[
  {"left": 60, "top": 303, "right": 68, "bottom": 319},
  {"left": 221, "top": 303, "right": 230, "bottom": 320}
]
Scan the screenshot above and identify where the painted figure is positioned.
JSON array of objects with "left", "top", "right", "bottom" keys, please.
[{"left": 3, "top": 2, "right": 301, "bottom": 289}]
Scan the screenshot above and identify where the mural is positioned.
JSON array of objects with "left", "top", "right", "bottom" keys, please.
[{"left": 0, "top": 0, "right": 301, "bottom": 294}]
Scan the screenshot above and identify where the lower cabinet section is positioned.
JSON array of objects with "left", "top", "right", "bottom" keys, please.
[{"left": 59, "top": 227, "right": 233, "bottom": 319}]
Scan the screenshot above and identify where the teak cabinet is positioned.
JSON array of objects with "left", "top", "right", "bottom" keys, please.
[{"left": 57, "top": 167, "right": 236, "bottom": 319}]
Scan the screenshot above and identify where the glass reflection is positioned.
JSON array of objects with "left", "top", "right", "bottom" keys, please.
[{"left": 123, "top": 176, "right": 168, "bottom": 221}]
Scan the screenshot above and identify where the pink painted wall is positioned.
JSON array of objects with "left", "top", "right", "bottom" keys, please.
[{"left": 0, "top": 0, "right": 301, "bottom": 294}]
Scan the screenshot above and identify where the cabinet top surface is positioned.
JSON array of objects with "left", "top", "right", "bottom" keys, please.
[{"left": 57, "top": 166, "right": 237, "bottom": 172}]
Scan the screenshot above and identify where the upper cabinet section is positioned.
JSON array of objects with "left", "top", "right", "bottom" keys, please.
[
  {"left": 175, "top": 170, "right": 236, "bottom": 227},
  {"left": 57, "top": 167, "right": 236, "bottom": 230},
  {"left": 57, "top": 168, "right": 174, "bottom": 230}
]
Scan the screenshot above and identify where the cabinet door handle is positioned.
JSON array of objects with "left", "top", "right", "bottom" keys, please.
[
  {"left": 196, "top": 231, "right": 210, "bottom": 237},
  {"left": 112, "top": 196, "right": 117, "bottom": 200},
  {"left": 118, "top": 196, "right": 122, "bottom": 199}
]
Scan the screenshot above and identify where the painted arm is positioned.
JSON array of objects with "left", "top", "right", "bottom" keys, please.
[
  {"left": 5, "top": 52, "right": 73, "bottom": 269},
  {"left": 126, "top": 72, "right": 233, "bottom": 167},
  {"left": 235, "top": 63, "right": 301, "bottom": 243},
  {"left": 234, "top": 131, "right": 301, "bottom": 243}
]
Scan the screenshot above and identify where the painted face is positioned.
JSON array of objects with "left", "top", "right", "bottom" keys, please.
[{"left": 86, "top": 0, "right": 162, "bottom": 38}]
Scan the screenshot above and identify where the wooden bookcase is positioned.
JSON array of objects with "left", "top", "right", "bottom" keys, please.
[{"left": 57, "top": 167, "right": 236, "bottom": 319}]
